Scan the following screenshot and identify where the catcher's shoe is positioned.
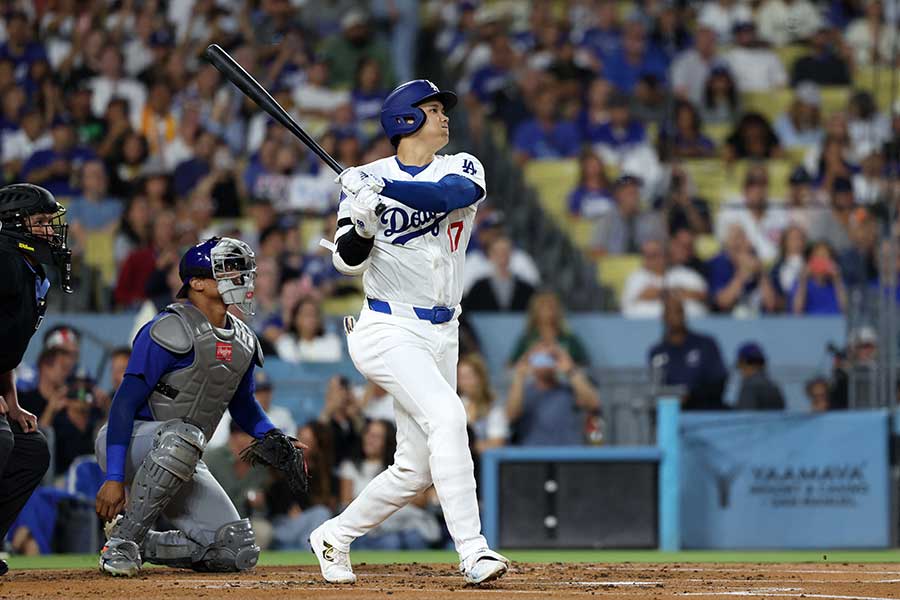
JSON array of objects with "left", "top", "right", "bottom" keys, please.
[
  {"left": 99, "top": 538, "right": 142, "bottom": 577},
  {"left": 459, "top": 548, "right": 509, "bottom": 585},
  {"left": 308, "top": 524, "right": 356, "bottom": 584}
]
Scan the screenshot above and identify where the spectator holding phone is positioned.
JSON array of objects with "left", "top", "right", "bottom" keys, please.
[
  {"left": 506, "top": 343, "right": 600, "bottom": 446},
  {"left": 790, "top": 241, "right": 847, "bottom": 314}
]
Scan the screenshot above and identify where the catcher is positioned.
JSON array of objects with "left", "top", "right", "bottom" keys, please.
[{"left": 94, "top": 237, "right": 307, "bottom": 577}]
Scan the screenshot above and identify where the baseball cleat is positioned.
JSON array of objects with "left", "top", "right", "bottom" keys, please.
[
  {"left": 99, "top": 538, "right": 142, "bottom": 577},
  {"left": 459, "top": 548, "right": 509, "bottom": 585},
  {"left": 309, "top": 524, "right": 356, "bottom": 584}
]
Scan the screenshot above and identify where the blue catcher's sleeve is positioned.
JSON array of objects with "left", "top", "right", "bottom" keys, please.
[
  {"left": 105, "top": 321, "right": 182, "bottom": 482},
  {"left": 380, "top": 174, "right": 483, "bottom": 213},
  {"left": 228, "top": 364, "right": 278, "bottom": 439}
]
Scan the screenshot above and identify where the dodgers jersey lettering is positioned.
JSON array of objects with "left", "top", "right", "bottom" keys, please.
[{"left": 338, "top": 152, "right": 486, "bottom": 308}]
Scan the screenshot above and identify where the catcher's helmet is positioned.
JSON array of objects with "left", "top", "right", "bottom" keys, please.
[
  {"left": 177, "top": 237, "right": 257, "bottom": 315},
  {"left": 380, "top": 79, "right": 457, "bottom": 146},
  {"left": 0, "top": 183, "right": 72, "bottom": 292}
]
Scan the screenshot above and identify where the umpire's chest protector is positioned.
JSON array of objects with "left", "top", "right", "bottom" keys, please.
[{"left": 147, "top": 303, "right": 262, "bottom": 440}]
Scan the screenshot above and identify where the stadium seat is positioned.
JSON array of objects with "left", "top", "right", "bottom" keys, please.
[
  {"left": 596, "top": 254, "right": 642, "bottom": 305},
  {"left": 704, "top": 123, "right": 732, "bottom": 146},
  {"left": 775, "top": 45, "right": 807, "bottom": 73},
  {"left": 695, "top": 234, "right": 721, "bottom": 260},
  {"left": 568, "top": 217, "right": 595, "bottom": 250},
  {"left": 852, "top": 66, "right": 896, "bottom": 110},
  {"left": 523, "top": 159, "right": 579, "bottom": 224},
  {"left": 729, "top": 159, "right": 794, "bottom": 201},
  {"left": 819, "top": 86, "right": 851, "bottom": 117},
  {"left": 83, "top": 230, "right": 117, "bottom": 286},
  {"left": 299, "top": 216, "right": 326, "bottom": 249},
  {"left": 322, "top": 292, "right": 364, "bottom": 316},
  {"left": 683, "top": 159, "right": 728, "bottom": 206},
  {"left": 742, "top": 89, "right": 794, "bottom": 123}
]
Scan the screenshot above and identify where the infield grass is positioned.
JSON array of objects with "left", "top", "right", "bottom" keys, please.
[{"left": 7, "top": 549, "right": 900, "bottom": 571}]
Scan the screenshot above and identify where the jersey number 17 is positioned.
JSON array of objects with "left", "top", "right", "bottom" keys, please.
[{"left": 448, "top": 220, "right": 464, "bottom": 252}]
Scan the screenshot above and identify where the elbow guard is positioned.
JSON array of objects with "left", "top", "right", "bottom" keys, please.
[{"left": 332, "top": 220, "right": 374, "bottom": 276}]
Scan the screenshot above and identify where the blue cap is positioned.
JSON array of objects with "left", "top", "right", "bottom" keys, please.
[
  {"left": 176, "top": 238, "right": 218, "bottom": 298},
  {"left": 737, "top": 342, "right": 766, "bottom": 364},
  {"left": 380, "top": 80, "right": 457, "bottom": 146}
]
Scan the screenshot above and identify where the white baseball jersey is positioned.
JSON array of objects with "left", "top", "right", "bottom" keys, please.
[{"left": 337, "top": 152, "right": 486, "bottom": 308}]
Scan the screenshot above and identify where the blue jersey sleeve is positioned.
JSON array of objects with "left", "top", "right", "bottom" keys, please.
[
  {"left": 380, "top": 174, "right": 483, "bottom": 213},
  {"left": 104, "top": 320, "right": 182, "bottom": 482},
  {"left": 227, "top": 364, "right": 278, "bottom": 439}
]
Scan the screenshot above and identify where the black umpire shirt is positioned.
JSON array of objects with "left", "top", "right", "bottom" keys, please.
[{"left": 0, "top": 250, "right": 48, "bottom": 374}]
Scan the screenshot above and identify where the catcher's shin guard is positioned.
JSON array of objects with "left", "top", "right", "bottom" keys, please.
[
  {"left": 109, "top": 419, "right": 205, "bottom": 545},
  {"left": 192, "top": 519, "right": 260, "bottom": 572}
]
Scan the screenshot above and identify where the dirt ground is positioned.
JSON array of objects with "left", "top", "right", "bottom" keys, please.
[{"left": 2, "top": 562, "right": 900, "bottom": 600}]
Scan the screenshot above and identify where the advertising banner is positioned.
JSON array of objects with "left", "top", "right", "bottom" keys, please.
[{"left": 681, "top": 411, "right": 890, "bottom": 548}]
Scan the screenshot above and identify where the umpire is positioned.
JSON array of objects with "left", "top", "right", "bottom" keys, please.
[{"left": 0, "top": 183, "right": 73, "bottom": 574}]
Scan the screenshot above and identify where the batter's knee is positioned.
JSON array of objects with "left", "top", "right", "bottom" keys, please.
[
  {"left": 192, "top": 519, "right": 260, "bottom": 572},
  {"left": 390, "top": 463, "right": 432, "bottom": 492}
]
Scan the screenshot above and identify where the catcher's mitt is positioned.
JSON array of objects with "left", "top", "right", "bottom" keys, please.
[{"left": 240, "top": 430, "right": 309, "bottom": 498}]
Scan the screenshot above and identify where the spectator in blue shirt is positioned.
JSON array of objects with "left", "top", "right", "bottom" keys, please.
[
  {"left": 707, "top": 224, "right": 778, "bottom": 315},
  {"left": 648, "top": 295, "right": 728, "bottom": 410},
  {"left": 577, "top": 0, "right": 621, "bottom": 66},
  {"left": 0, "top": 12, "right": 47, "bottom": 84},
  {"left": 66, "top": 160, "right": 123, "bottom": 250},
  {"left": 603, "top": 19, "right": 668, "bottom": 94},
  {"left": 351, "top": 57, "right": 388, "bottom": 128},
  {"left": 506, "top": 342, "right": 600, "bottom": 446},
  {"left": 587, "top": 90, "right": 646, "bottom": 153},
  {"left": 465, "top": 35, "right": 516, "bottom": 109},
  {"left": 22, "top": 117, "right": 96, "bottom": 198},
  {"left": 173, "top": 130, "right": 216, "bottom": 199},
  {"left": 567, "top": 150, "right": 613, "bottom": 218},
  {"left": 790, "top": 241, "right": 847, "bottom": 314},
  {"left": 511, "top": 87, "right": 581, "bottom": 165}
]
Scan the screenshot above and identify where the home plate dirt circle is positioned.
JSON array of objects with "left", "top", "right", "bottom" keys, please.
[{"left": 3, "top": 563, "right": 900, "bottom": 599}]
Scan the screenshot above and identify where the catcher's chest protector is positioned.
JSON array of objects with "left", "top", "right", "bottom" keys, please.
[{"left": 148, "top": 303, "right": 258, "bottom": 440}]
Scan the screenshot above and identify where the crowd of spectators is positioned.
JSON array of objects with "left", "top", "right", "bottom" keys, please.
[{"left": 450, "top": 0, "right": 900, "bottom": 319}]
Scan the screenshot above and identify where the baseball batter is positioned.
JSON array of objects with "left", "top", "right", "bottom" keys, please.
[
  {"left": 310, "top": 80, "right": 509, "bottom": 585},
  {"left": 94, "top": 237, "right": 305, "bottom": 576}
]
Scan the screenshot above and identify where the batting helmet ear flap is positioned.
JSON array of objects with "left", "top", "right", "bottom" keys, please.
[{"left": 380, "top": 80, "right": 457, "bottom": 146}]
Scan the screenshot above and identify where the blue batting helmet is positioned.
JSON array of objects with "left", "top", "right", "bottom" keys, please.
[{"left": 380, "top": 79, "right": 457, "bottom": 146}]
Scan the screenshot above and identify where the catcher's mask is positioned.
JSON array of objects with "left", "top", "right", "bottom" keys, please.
[
  {"left": 177, "top": 237, "right": 257, "bottom": 315},
  {"left": 0, "top": 183, "right": 73, "bottom": 293}
]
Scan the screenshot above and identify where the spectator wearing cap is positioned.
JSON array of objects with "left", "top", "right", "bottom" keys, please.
[
  {"left": 790, "top": 240, "right": 847, "bottom": 314},
  {"left": 0, "top": 12, "right": 48, "bottom": 83},
  {"left": 785, "top": 166, "right": 824, "bottom": 235},
  {"left": 67, "top": 80, "right": 104, "bottom": 147},
  {"left": 463, "top": 236, "right": 536, "bottom": 312},
  {"left": 716, "top": 167, "right": 786, "bottom": 263},
  {"left": 790, "top": 26, "right": 851, "bottom": 86},
  {"left": 649, "top": 295, "right": 728, "bottom": 410},
  {"left": 567, "top": 150, "right": 614, "bottom": 219},
  {"left": 591, "top": 174, "right": 666, "bottom": 255},
  {"left": 699, "top": 65, "right": 741, "bottom": 125},
  {"left": 829, "top": 325, "right": 878, "bottom": 410},
  {"left": 322, "top": 11, "right": 394, "bottom": 90},
  {"left": 603, "top": 19, "right": 668, "bottom": 94},
  {"left": 774, "top": 82, "right": 824, "bottom": 149},
  {"left": 722, "top": 21, "right": 788, "bottom": 93},
  {"left": 725, "top": 112, "right": 783, "bottom": 162},
  {"left": 847, "top": 91, "right": 891, "bottom": 158},
  {"left": 88, "top": 45, "right": 147, "bottom": 127},
  {"left": 511, "top": 87, "right": 581, "bottom": 165},
  {"left": 21, "top": 116, "right": 96, "bottom": 197},
  {"left": 173, "top": 129, "right": 219, "bottom": 199},
  {"left": 756, "top": 0, "right": 823, "bottom": 47},
  {"left": 734, "top": 342, "right": 785, "bottom": 410},
  {"left": 844, "top": 0, "right": 898, "bottom": 67},
  {"left": 707, "top": 224, "right": 779, "bottom": 315},
  {"left": 670, "top": 25, "right": 721, "bottom": 106},
  {"left": 621, "top": 238, "right": 709, "bottom": 318},
  {"left": 462, "top": 35, "right": 517, "bottom": 112},
  {"left": 814, "top": 176, "right": 857, "bottom": 253},
  {"left": 697, "top": 0, "right": 754, "bottom": 43},
  {"left": 14, "top": 324, "right": 80, "bottom": 397},
  {"left": 464, "top": 213, "right": 541, "bottom": 293},
  {"left": 1, "top": 106, "right": 51, "bottom": 179},
  {"left": 207, "top": 371, "right": 297, "bottom": 449},
  {"left": 590, "top": 91, "right": 662, "bottom": 187},
  {"left": 575, "top": 0, "right": 621, "bottom": 64}
]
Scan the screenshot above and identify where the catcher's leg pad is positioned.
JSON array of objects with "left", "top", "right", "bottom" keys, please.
[
  {"left": 142, "top": 529, "right": 200, "bottom": 568},
  {"left": 111, "top": 419, "right": 205, "bottom": 544},
  {"left": 191, "top": 518, "right": 260, "bottom": 572}
]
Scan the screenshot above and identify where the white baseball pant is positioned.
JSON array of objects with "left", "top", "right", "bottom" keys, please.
[{"left": 327, "top": 307, "right": 487, "bottom": 560}]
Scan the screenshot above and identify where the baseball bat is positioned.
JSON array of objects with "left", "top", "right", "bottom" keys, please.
[{"left": 203, "top": 44, "right": 385, "bottom": 215}]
